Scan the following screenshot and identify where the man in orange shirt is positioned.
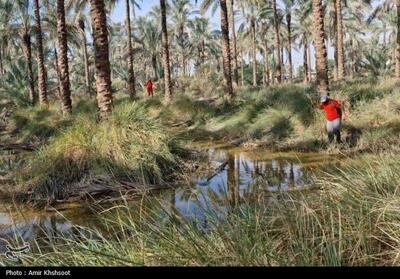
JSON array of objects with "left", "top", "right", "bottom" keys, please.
[{"left": 319, "top": 96, "right": 344, "bottom": 144}]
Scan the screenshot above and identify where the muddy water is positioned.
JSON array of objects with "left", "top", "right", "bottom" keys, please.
[{"left": 0, "top": 147, "right": 338, "bottom": 253}]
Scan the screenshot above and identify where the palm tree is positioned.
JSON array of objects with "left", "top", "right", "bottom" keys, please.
[
  {"left": 56, "top": 0, "right": 72, "bottom": 115},
  {"left": 303, "top": 38, "right": 309, "bottom": 83},
  {"left": 1, "top": 59, "right": 34, "bottom": 106},
  {"left": 171, "top": 0, "right": 192, "bottom": 76},
  {"left": 261, "top": 24, "right": 271, "bottom": 86},
  {"left": 312, "top": 0, "right": 329, "bottom": 96},
  {"left": 343, "top": 0, "right": 371, "bottom": 78},
  {"left": 42, "top": 1, "right": 81, "bottom": 102},
  {"left": 189, "top": 17, "right": 215, "bottom": 71},
  {"left": 0, "top": 0, "right": 11, "bottom": 77},
  {"left": 200, "top": 0, "right": 234, "bottom": 99},
  {"left": 273, "top": 0, "right": 282, "bottom": 83},
  {"left": 368, "top": 0, "right": 399, "bottom": 78},
  {"left": 68, "top": 0, "right": 93, "bottom": 96},
  {"left": 125, "top": 0, "right": 137, "bottom": 97},
  {"left": 228, "top": 0, "right": 239, "bottom": 87},
  {"left": 90, "top": 0, "right": 113, "bottom": 119},
  {"left": 135, "top": 17, "right": 160, "bottom": 79},
  {"left": 10, "top": 0, "right": 37, "bottom": 105},
  {"left": 396, "top": 0, "right": 400, "bottom": 78},
  {"left": 33, "top": 0, "right": 48, "bottom": 106},
  {"left": 23, "top": 33, "right": 37, "bottom": 105},
  {"left": 282, "top": 0, "right": 295, "bottom": 82},
  {"left": 78, "top": 18, "right": 92, "bottom": 95},
  {"left": 160, "top": 0, "right": 173, "bottom": 104},
  {"left": 219, "top": 0, "right": 234, "bottom": 98},
  {"left": 239, "top": 0, "right": 262, "bottom": 87},
  {"left": 296, "top": 0, "right": 313, "bottom": 83},
  {"left": 348, "top": 33, "right": 366, "bottom": 78},
  {"left": 335, "top": 0, "right": 345, "bottom": 80}
]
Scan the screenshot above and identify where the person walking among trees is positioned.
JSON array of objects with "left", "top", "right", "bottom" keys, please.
[
  {"left": 319, "top": 96, "right": 345, "bottom": 144},
  {"left": 145, "top": 79, "right": 154, "bottom": 97}
]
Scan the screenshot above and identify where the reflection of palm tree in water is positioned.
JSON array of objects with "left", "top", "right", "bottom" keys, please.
[
  {"left": 253, "top": 160, "right": 260, "bottom": 179},
  {"left": 289, "top": 162, "right": 295, "bottom": 188},
  {"left": 235, "top": 154, "right": 240, "bottom": 198},
  {"left": 169, "top": 188, "right": 177, "bottom": 219},
  {"left": 227, "top": 153, "right": 238, "bottom": 208},
  {"left": 278, "top": 161, "right": 286, "bottom": 190}
]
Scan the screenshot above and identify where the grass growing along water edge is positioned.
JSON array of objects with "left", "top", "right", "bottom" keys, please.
[
  {"left": 1, "top": 101, "right": 182, "bottom": 206},
  {"left": 2, "top": 152, "right": 399, "bottom": 266},
  {"left": 1, "top": 77, "right": 400, "bottom": 209},
  {"left": 1, "top": 78, "right": 400, "bottom": 266}
]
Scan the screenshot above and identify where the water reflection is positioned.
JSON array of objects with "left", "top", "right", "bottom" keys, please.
[
  {"left": 168, "top": 149, "right": 309, "bottom": 228},
  {"left": 0, "top": 148, "right": 326, "bottom": 252}
]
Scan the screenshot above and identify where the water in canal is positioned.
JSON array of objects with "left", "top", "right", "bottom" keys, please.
[{"left": 0, "top": 146, "right": 338, "bottom": 253}]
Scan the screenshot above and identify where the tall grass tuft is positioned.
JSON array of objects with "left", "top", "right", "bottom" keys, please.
[{"left": 12, "top": 102, "right": 178, "bottom": 205}]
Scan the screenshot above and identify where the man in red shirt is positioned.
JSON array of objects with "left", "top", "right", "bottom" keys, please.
[
  {"left": 145, "top": 79, "right": 154, "bottom": 97},
  {"left": 319, "top": 96, "right": 344, "bottom": 144}
]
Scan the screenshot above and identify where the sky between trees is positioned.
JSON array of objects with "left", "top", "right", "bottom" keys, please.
[{"left": 109, "top": 0, "right": 380, "bottom": 72}]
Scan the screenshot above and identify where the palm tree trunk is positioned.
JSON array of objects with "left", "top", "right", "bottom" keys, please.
[
  {"left": 396, "top": 0, "right": 400, "bottom": 78},
  {"left": 263, "top": 48, "right": 267, "bottom": 87},
  {"left": 227, "top": 153, "right": 237, "bottom": 207},
  {"left": 0, "top": 47, "right": 3, "bottom": 76},
  {"left": 262, "top": 61, "right": 265, "bottom": 87},
  {"left": 33, "top": 0, "right": 48, "bottom": 106},
  {"left": 264, "top": 37, "right": 270, "bottom": 86},
  {"left": 266, "top": 58, "right": 270, "bottom": 86},
  {"left": 126, "top": 0, "right": 136, "bottom": 98},
  {"left": 182, "top": 54, "right": 186, "bottom": 76},
  {"left": 251, "top": 20, "right": 257, "bottom": 86},
  {"left": 57, "top": 0, "right": 72, "bottom": 115},
  {"left": 350, "top": 38, "right": 355, "bottom": 78},
  {"left": 180, "top": 25, "right": 186, "bottom": 76},
  {"left": 22, "top": 33, "right": 37, "bottom": 105},
  {"left": 271, "top": 49, "right": 275, "bottom": 84},
  {"left": 217, "top": 57, "right": 221, "bottom": 73},
  {"left": 152, "top": 55, "right": 158, "bottom": 79},
  {"left": 281, "top": 46, "right": 284, "bottom": 80},
  {"left": 78, "top": 19, "right": 92, "bottom": 96},
  {"left": 335, "top": 0, "right": 345, "bottom": 80},
  {"left": 333, "top": 1, "right": 338, "bottom": 81},
  {"left": 220, "top": 0, "right": 234, "bottom": 99},
  {"left": 240, "top": 47, "right": 245, "bottom": 87},
  {"left": 54, "top": 48, "right": 62, "bottom": 101},
  {"left": 90, "top": 0, "right": 113, "bottom": 120},
  {"left": 312, "top": 0, "right": 329, "bottom": 96},
  {"left": 110, "top": 50, "right": 114, "bottom": 80},
  {"left": 201, "top": 40, "right": 206, "bottom": 66},
  {"left": 228, "top": 0, "right": 239, "bottom": 87},
  {"left": 307, "top": 43, "right": 312, "bottom": 81},
  {"left": 160, "top": 0, "right": 172, "bottom": 103},
  {"left": 273, "top": 0, "right": 282, "bottom": 83},
  {"left": 286, "top": 14, "right": 293, "bottom": 82},
  {"left": 303, "top": 42, "right": 309, "bottom": 84}
]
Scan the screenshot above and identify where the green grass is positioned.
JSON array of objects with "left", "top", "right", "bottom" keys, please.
[
  {"left": 4, "top": 152, "right": 399, "bottom": 266},
  {"left": 145, "top": 78, "right": 400, "bottom": 153},
  {"left": 2, "top": 77, "right": 400, "bottom": 204},
  {"left": 2, "top": 101, "right": 180, "bottom": 206},
  {"left": 1, "top": 77, "right": 400, "bottom": 266}
]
